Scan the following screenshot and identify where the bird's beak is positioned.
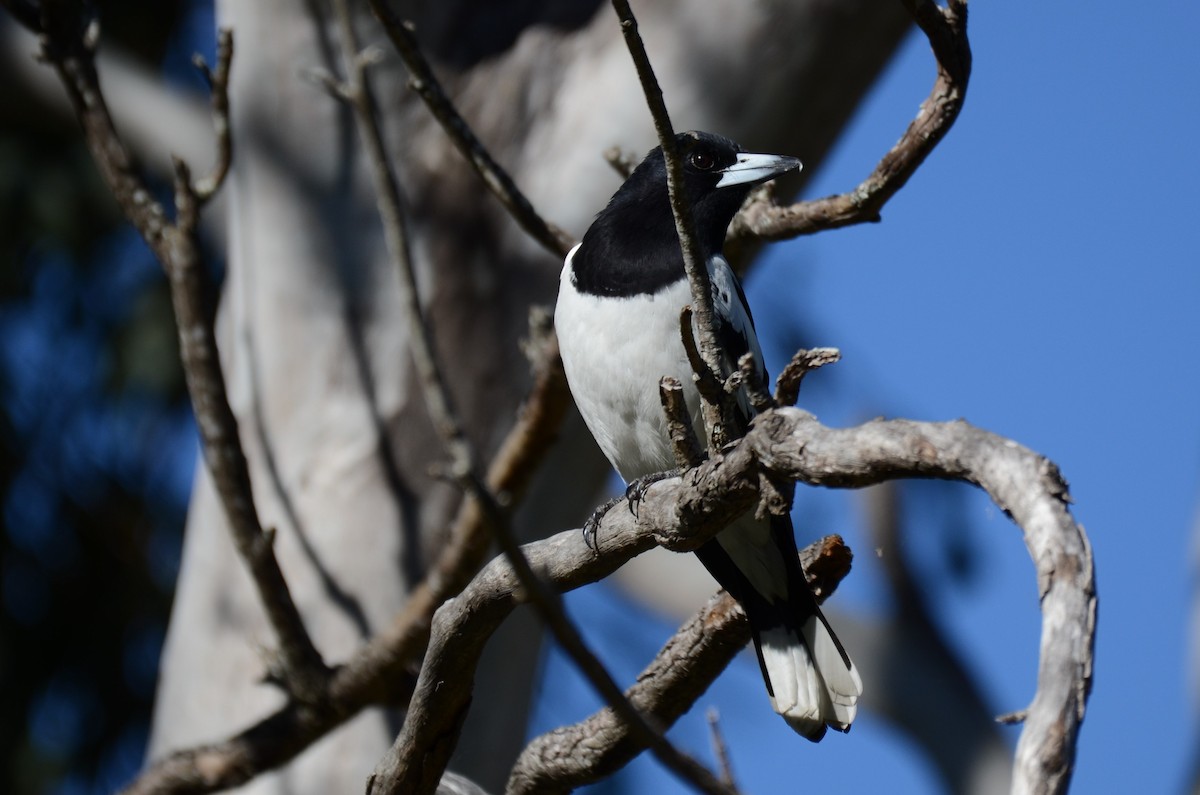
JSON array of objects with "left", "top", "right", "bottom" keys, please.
[{"left": 715, "top": 152, "right": 802, "bottom": 188}]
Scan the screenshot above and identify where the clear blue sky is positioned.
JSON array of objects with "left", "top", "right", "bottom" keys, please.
[{"left": 531, "top": 1, "right": 1200, "bottom": 791}]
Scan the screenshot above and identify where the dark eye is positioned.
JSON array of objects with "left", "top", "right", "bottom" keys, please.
[{"left": 689, "top": 150, "right": 716, "bottom": 170}]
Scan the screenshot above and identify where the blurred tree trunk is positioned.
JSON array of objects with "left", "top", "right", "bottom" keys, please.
[{"left": 147, "top": 0, "right": 910, "bottom": 791}]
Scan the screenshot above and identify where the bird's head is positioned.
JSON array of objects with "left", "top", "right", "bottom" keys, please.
[
  {"left": 569, "top": 131, "right": 801, "bottom": 296},
  {"left": 619, "top": 131, "right": 801, "bottom": 252}
]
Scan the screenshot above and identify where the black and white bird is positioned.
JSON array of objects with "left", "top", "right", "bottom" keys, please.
[{"left": 555, "top": 131, "right": 861, "bottom": 741}]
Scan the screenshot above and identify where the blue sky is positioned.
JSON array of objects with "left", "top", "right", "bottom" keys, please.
[{"left": 532, "top": 1, "right": 1200, "bottom": 791}]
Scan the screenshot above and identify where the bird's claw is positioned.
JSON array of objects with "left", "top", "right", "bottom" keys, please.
[
  {"left": 624, "top": 470, "right": 676, "bottom": 518},
  {"left": 582, "top": 493, "right": 623, "bottom": 552},
  {"left": 582, "top": 471, "right": 677, "bottom": 551}
]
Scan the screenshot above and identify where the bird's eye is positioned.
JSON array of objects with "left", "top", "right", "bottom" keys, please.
[{"left": 689, "top": 150, "right": 716, "bottom": 170}]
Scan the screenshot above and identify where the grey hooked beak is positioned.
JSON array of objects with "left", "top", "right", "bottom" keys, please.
[{"left": 715, "top": 152, "right": 802, "bottom": 188}]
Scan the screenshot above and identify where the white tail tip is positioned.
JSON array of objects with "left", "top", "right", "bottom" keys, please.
[{"left": 759, "top": 615, "right": 862, "bottom": 740}]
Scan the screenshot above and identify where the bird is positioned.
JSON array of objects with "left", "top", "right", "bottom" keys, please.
[{"left": 554, "top": 130, "right": 861, "bottom": 741}]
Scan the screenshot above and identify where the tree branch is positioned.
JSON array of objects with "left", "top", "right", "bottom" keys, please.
[
  {"left": 750, "top": 410, "right": 1093, "bottom": 795},
  {"left": 659, "top": 376, "right": 704, "bottom": 470},
  {"left": 119, "top": 6, "right": 576, "bottom": 789},
  {"left": 190, "top": 29, "right": 233, "bottom": 201},
  {"left": 117, "top": 180, "right": 573, "bottom": 795},
  {"left": 773, "top": 347, "right": 841, "bottom": 408},
  {"left": 122, "top": 401, "right": 1091, "bottom": 795},
  {"left": 366, "top": 0, "right": 574, "bottom": 259},
  {"left": 707, "top": 710, "right": 737, "bottom": 790},
  {"left": 507, "top": 535, "right": 853, "bottom": 794},
  {"left": 361, "top": 405, "right": 1091, "bottom": 795},
  {"left": 33, "top": 1, "right": 329, "bottom": 701},
  {"left": 729, "top": 0, "right": 971, "bottom": 241}
]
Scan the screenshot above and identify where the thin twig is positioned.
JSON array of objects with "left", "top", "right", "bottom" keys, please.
[
  {"left": 659, "top": 376, "right": 704, "bottom": 469},
  {"left": 603, "top": 144, "right": 639, "bottom": 178},
  {"left": 610, "top": 0, "right": 730, "bottom": 449},
  {"left": 366, "top": 0, "right": 574, "bottom": 259},
  {"left": 736, "top": 352, "right": 775, "bottom": 414},
  {"left": 191, "top": 29, "right": 234, "bottom": 201},
  {"left": 678, "top": 305, "right": 727, "bottom": 432},
  {"left": 729, "top": 0, "right": 971, "bottom": 242},
  {"left": 330, "top": 1, "right": 474, "bottom": 476},
  {"left": 36, "top": 0, "right": 329, "bottom": 701},
  {"left": 707, "top": 709, "right": 737, "bottom": 789},
  {"left": 774, "top": 347, "right": 841, "bottom": 407}
]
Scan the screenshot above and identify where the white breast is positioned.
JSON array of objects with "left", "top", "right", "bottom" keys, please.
[{"left": 555, "top": 245, "right": 703, "bottom": 482}]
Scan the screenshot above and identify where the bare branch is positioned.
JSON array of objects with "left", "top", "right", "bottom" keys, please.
[
  {"left": 504, "top": 535, "right": 852, "bottom": 795},
  {"left": 366, "top": 0, "right": 574, "bottom": 259},
  {"left": 750, "top": 409, "right": 1093, "bottom": 795},
  {"left": 603, "top": 144, "right": 639, "bottom": 178},
  {"left": 119, "top": 339, "right": 569, "bottom": 795},
  {"left": 366, "top": 498, "right": 757, "bottom": 795},
  {"left": 119, "top": 256, "right": 573, "bottom": 795},
  {"left": 35, "top": 0, "right": 329, "bottom": 701},
  {"left": 659, "top": 376, "right": 704, "bottom": 470},
  {"left": 736, "top": 352, "right": 775, "bottom": 414},
  {"left": 678, "top": 305, "right": 726, "bottom": 417},
  {"left": 130, "top": 1, "right": 582, "bottom": 782},
  {"left": 191, "top": 28, "right": 233, "bottom": 201},
  {"left": 367, "top": 404, "right": 1091, "bottom": 795},
  {"left": 122, "top": 389, "right": 1090, "bottom": 795},
  {"left": 707, "top": 710, "right": 737, "bottom": 789},
  {"left": 729, "top": 0, "right": 971, "bottom": 241},
  {"left": 330, "top": 0, "right": 475, "bottom": 479},
  {"left": 773, "top": 347, "right": 841, "bottom": 407}
]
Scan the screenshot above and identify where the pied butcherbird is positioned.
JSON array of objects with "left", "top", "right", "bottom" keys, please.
[{"left": 554, "top": 131, "right": 861, "bottom": 740}]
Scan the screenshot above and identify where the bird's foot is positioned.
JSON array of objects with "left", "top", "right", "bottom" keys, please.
[
  {"left": 581, "top": 471, "right": 676, "bottom": 551},
  {"left": 582, "top": 493, "right": 625, "bottom": 552},
  {"left": 624, "top": 470, "right": 676, "bottom": 518}
]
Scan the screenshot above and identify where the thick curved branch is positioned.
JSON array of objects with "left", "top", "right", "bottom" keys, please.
[
  {"left": 729, "top": 0, "right": 971, "bottom": 241},
  {"left": 379, "top": 406, "right": 1092, "bottom": 795},
  {"left": 750, "top": 410, "right": 1094, "bottom": 795},
  {"left": 507, "top": 536, "right": 854, "bottom": 794}
]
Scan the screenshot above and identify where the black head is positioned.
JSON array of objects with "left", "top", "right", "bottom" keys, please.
[{"left": 571, "top": 131, "right": 800, "bottom": 297}]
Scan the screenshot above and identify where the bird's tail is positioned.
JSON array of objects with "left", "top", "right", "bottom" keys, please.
[
  {"left": 750, "top": 606, "right": 862, "bottom": 742},
  {"left": 693, "top": 516, "right": 862, "bottom": 741}
]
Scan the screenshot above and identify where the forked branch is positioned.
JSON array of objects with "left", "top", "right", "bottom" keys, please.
[{"left": 32, "top": 4, "right": 329, "bottom": 701}]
